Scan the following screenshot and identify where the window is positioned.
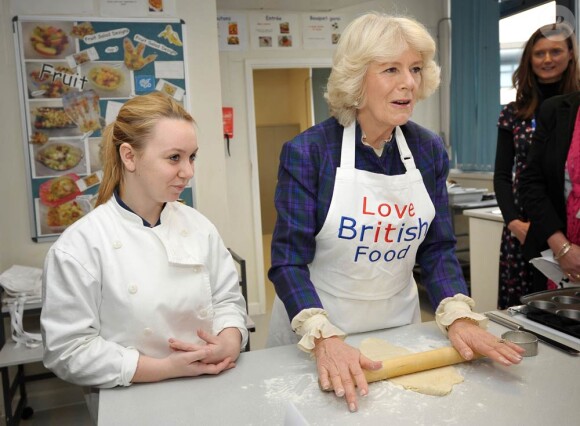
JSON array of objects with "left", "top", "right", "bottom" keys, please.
[{"left": 450, "top": 0, "right": 574, "bottom": 171}]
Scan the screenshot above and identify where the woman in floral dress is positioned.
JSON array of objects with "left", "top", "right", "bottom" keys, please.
[{"left": 494, "top": 23, "right": 580, "bottom": 309}]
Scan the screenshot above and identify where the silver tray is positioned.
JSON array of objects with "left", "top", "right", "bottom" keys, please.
[{"left": 521, "top": 288, "right": 580, "bottom": 339}]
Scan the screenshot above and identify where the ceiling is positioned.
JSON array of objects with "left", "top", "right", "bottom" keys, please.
[{"left": 215, "top": 0, "right": 369, "bottom": 12}]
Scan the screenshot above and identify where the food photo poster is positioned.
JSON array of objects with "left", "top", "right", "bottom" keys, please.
[
  {"left": 249, "top": 12, "right": 299, "bottom": 50},
  {"left": 217, "top": 12, "right": 248, "bottom": 52},
  {"left": 13, "top": 16, "right": 192, "bottom": 241},
  {"left": 99, "top": 0, "right": 177, "bottom": 17}
]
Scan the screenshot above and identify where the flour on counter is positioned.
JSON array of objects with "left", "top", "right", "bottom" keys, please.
[{"left": 262, "top": 373, "right": 319, "bottom": 405}]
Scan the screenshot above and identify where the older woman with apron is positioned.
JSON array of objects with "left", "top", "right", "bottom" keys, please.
[{"left": 267, "top": 13, "right": 524, "bottom": 413}]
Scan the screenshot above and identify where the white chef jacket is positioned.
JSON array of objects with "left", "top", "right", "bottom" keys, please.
[{"left": 41, "top": 196, "right": 248, "bottom": 388}]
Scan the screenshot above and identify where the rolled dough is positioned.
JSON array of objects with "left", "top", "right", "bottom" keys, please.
[{"left": 359, "top": 338, "right": 463, "bottom": 396}]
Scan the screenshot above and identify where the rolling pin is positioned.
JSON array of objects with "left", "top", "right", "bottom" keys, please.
[{"left": 322, "top": 346, "right": 482, "bottom": 391}]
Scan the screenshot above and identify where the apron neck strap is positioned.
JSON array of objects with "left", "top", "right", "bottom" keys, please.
[
  {"left": 340, "top": 121, "right": 417, "bottom": 171},
  {"left": 340, "top": 120, "right": 356, "bottom": 168},
  {"left": 395, "top": 126, "right": 416, "bottom": 171}
]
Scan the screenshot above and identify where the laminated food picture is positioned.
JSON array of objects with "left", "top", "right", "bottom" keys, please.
[
  {"left": 29, "top": 25, "right": 69, "bottom": 57},
  {"left": 36, "top": 142, "right": 83, "bottom": 172},
  {"left": 39, "top": 174, "right": 81, "bottom": 207},
  {"left": 123, "top": 37, "right": 157, "bottom": 70},
  {"left": 62, "top": 90, "right": 103, "bottom": 134}
]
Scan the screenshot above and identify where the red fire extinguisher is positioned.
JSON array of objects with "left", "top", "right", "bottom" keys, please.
[{"left": 222, "top": 107, "right": 234, "bottom": 156}]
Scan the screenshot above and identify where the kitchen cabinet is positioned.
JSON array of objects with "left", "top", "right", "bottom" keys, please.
[
  {"left": 464, "top": 207, "right": 504, "bottom": 312},
  {"left": 0, "top": 296, "right": 51, "bottom": 425}
]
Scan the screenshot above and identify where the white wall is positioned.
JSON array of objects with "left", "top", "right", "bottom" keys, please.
[
  {"left": 219, "top": 0, "right": 447, "bottom": 313},
  {"left": 0, "top": 0, "right": 448, "bottom": 416},
  {"left": 0, "top": 0, "right": 229, "bottom": 417},
  {"left": 0, "top": 0, "right": 229, "bottom": 267},
  {"left": 0, "top": 0, "right": 447, "bottom": 315},
  {"left": 0, "top": 1, "right": 50, "bottom": 271}
]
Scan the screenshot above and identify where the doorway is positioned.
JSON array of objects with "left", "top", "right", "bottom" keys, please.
[{"left": 245, "top": 59, "right": 331, "bottom": 314}]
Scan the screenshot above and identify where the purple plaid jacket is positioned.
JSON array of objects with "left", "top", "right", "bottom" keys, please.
[{"left": 268, "top": 116, "right": 468, "bottom": 321}]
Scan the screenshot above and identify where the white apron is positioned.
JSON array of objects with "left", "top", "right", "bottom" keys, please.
[{"left": 267, "top": 121, "right": 436, "bottom": 347}]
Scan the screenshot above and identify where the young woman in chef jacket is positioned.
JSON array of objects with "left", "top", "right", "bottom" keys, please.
[
  {"left": 41, "top": 92, "right": 248, "bottom": 392},
  {"left": 267, "top": 12, "right": 525, "bottom": 412}
]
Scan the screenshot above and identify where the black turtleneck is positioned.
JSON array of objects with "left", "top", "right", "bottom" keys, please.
[
  {"left": 494, "top": 80, "right": 563, "bottom": 225},
  {"left": 536, "top": 81, "right": 562, "bottom": 114}
]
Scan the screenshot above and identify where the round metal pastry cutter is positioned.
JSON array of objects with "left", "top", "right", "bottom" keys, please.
[{"left": 501, "top": 330, "right": 538, "bottom": 357}]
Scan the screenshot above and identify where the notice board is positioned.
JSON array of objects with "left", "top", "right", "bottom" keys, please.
[{"left": 12, "top": 16, "right": 192, "bottom": 242}]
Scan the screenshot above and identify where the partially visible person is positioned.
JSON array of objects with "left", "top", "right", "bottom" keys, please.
[
  {"left": 267, "top": 12, "right": 524, "bottom": 413},
  {"left": 41, "top": 91, "right": 248, "bottom": 392},
  {"left": 520, "top": 91, "right": 580, "bottom": 286},
  {"left": 494, "top": 22, "right": 580, "bottom": 308}
]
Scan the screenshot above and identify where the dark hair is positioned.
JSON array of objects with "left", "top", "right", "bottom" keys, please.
[{"left": 513, "top": 22, "right": 580, "bottom": 119}]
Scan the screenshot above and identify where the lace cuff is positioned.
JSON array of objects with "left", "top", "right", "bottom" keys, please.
[
  {"left": 435, "top": 294, "right": 488, "bottom": 336},
  {"left": 291, "top": 309, "right": 346, "bottom": 353}
]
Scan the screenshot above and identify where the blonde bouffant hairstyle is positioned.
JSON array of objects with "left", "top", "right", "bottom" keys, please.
[
  {"left": 96, "top": 91, "right": 195, "bottom": 207},
  {"left": 326, "top": 12, "right": 441, "bottom": 126}
]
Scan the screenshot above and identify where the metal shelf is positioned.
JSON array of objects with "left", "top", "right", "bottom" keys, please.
[{"left": 0, "top": 291, "right": 54, "bottom": 425}]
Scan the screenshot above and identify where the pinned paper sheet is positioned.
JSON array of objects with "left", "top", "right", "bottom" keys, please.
[
  {"left": 105, "top": 101, "right": 124, "bottom": 125},
  {"left": 530, "top": 249, "right": 574, "bottom": 287}
]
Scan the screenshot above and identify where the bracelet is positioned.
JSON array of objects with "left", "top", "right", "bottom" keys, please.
[{"left": 554, "top": 241, "right": 572, "bottom": 261}]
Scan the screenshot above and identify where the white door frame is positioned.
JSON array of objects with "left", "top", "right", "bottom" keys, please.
[{"left": 244, "top": 58, "right": 332, "bottom": 314}]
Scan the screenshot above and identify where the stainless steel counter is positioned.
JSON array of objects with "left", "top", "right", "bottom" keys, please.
[{"left": 98, "top": 320, "right": 579, "bottom": 425}]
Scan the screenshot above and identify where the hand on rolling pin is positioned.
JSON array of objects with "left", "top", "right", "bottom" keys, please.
[
  {"left": 313, "top": 336, "right": 382, "bottom": 413},
  {"left": 324, "top": 345, "right": 483, "bottom": 389},
  {"left": 447, "top": 319, "right": 524, "bottom": 365}
]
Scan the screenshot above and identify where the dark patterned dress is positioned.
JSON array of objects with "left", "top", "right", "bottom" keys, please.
[{"left": 495, "top": 102, "right": 536, "bottom": 309}]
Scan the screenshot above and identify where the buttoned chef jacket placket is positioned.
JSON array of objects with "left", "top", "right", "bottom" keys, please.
[
  {"left": 269, "top": 121, "right": 436, "bottom": 345},
  {"left": 41, "top": 199, "right": 250, "bottom": 388}
]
